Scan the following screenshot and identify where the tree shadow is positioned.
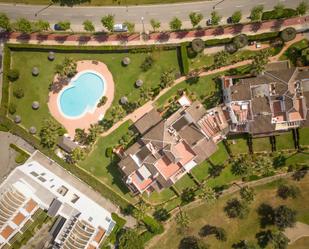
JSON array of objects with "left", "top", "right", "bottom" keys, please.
[
  {"left": 36, "top": 33, "right": 49, "bottom": 43},
  {"left": 54, "top": 35, "right": 68, "bottom": 44},
  {"left": 199, "top": 225, "right": 217, "bottom": 237},
  {"left": 231, "top": 24, "right": 244, "bottom": 35},
  {"left": 77, "top": 35, "right": 91, "bottom": 45},
  {"left": 157, "top": 32, "right": 170, "bottom": 42},
  {"left": 270, "top": 19, "right": 285, "bottom": 31},
  {"left": 212, "top": 26, "right": 224, "bottom": 36},
  {"left": 176, "top": 30, "right": 189, "bottom": 39},
  {"left": 194, "top": 29, "right": 205, "bottom": 37},
  {"left": 93, "top": 33, "right": 109, "bottom": 43},
  {"left": 16, "top": 33, "right": 31, "bottom": 43},
  {"left": 116, "top": 34, "right": 129, "bottom": 44},
  {"left": 250, "top": 22, "right": 263, "bottom": 33}
]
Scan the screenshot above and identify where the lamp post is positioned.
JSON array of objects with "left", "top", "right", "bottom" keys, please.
[
  {"left": 34, "top": 2, "right": 53, "bottom": 17},
  {"left": 141, "top": 16, "right": 145, "bottom": 34}
]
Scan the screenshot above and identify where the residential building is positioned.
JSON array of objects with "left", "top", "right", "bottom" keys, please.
[
  {"left": 0, "top": 151, "right": 115, "bottom": 249},
  {"left": 222, "top": 63, "right": 309, "bottom": 136},
  {"left": 118, "top": 96, "right": 228, "bottom": 194}
]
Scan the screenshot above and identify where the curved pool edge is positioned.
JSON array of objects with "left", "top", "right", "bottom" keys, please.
[{"left": 57, "top": 70, "right": 107, "bottom": 120}]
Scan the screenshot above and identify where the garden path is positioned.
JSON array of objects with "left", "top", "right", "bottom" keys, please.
[{"left": 284, "top": 222, "right": 309, "bottom": 244}]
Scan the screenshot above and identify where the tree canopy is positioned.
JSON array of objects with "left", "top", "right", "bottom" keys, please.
[
  {"left": 296, "top": 1, "right": 308, "bottom": 15},
  {"left": 150, "top": 18, "right": 160, "bottom": 31},
  {"left": 40, "top": 119, "right": 65, "bottom": 149},
  {"left": 231, "top": 11, "right": 242, "bottom": 23},
  {"left": 169, "top": 17, "right": 182, "bottom": 31},
  {"left": 179, "top": 236, "right": 209, "bottom": 249},
  {"left": 15, "top": 18, "right": 32, "bottom": 33},
  {"left": 83, "top": 20, "right": 95, "bottom": 32},
  {"left": 101, "top": 14, "right": 114, "bottom": 31},
  {"left": 118, "top": 229, "right": 144, "bottom": 249},
  {"left": 52, "top": 0, "right": 90, "bottom": 7},
  {"left": 189, "top": 12, "right": 203, "bottom": 27},
  {"left": 250, "top": 5, "right": 264, "bottom": 21},
  {"left": 211, "top": 11, "right": 221, "bottom": 25},
  {"left": 0, "top": 13, "right": 10, "bottom": 31}
]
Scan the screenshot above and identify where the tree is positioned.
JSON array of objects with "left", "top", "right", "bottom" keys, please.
[
  {"left": 215, "top": 227, "right": 227, "bottom": 241},
  {"left": 52, "top": 0, "right": 90, "bottom": 7},
  {"left": 181, "top": 188, "right": 196, "bottom": 203},
  {"left": 224, "top": 198, "right": 248, "bottom": 219},
  {"left": 292, "top": 167, "right": 308, "bottom": 181},
  {"left": 231, "top": 11, "right": 242, "bottom": 24},
  {"left": 240, "top": 186, "right": 255, "bottom": 204},
  {"left": 274, "top": 205, "right": 296, "bottom": 230},
  {"left": 0, "top": 13, "right": 10, "bottom": 31},
  {"left": 274, "top": 3, "right": 285, "bottom": 17},
  {"left": 250, "top": 5, "right": 264, "bottom": 21},
  {"left": 271, "top": 231, "right": 290, "bottom": 249},
  {"left": 87, "top": 124, "right": 103, "bottom": 144},
  {"left": 13, "top": 88, "right": 24, "bottom": 99},
  {"left": 199, "top": 185, "right": 216, "bottom": 203},
  {"left": 123, "top": 21, "right": 135, "bottom": 33},
  {"left": 118, "top": 229, "right": 144, "bottom": 249},
  {"left": 40, "top": 119, "right": 65, "bottom": 149},
  {"left": 277, "top": 184, "right": 299, "bottom": 200},
  {"left": 257, "top": 203, "right": 275, "bottom": 228},
  {"left": 189, "top": 12, "right": 203, "bottom": 27},
  {"left": 175, "top": 209, "right": 190, "bottom": 234},
  {"left": 209, "top": 164, "right": 224, "bottom": 178},
  {"left": 256, "top": 230, "right": 272, "bottom": 248},
  {"left": 296, "top": 1, "right": 308, "bottom": 15},
  {"left": 153, "top": 208, "right": 170, "bottom": 222},
  {"left": 210, "top": 11, "right": 221, "bottom": 25},
  {"left": 101, "top": 14, "right": 114, "bottom": 32},
  {"left": 15, "top": 18, "right": 32, "bottom": 33},
  {"left": 56, "top": 57, "right": 77, "bottom": 79},
  {"left": 133, "top": 199, "right": 148, "bottom": 222},
  {"left": 233, "top": 34, "right": 248, "bottom": 49},
  {"left": 56, "top": 21, "right": 71, "bottom": 31},
  {"left": 178, "top": 236, "right": 209, "bottom": 249},
  {"left": 191, "top": 38, "right": 205, "bottom": 53},
  {"left": 169, "top": 17, "right": 182, "bottom": 31},
  {"left": 160, "top": 68, "right": 175, "bottom": 88},
  {"left": 231, "top": 156, "right": 250, "bottom": 176},
  {"left": 150, "top": 18, "right": 160, "bottom": 32},
  {"left": 232, "top": 240, "right": 257, "bottom": 249},
  {"left": 7, "top": 69, "right": 20, "bottom": 82},
  {"left": 253, "top": 155, "right": 273, "bottom": 176},
  {"left": 280, "top": 27, "right": 296, "bottom": 42},
  {"left": 74, "top": 128, "right": 88, "bottom": 145},
  {"left": 34, "top": 20, "right": 50, "bottom": 32},
  {"left": 251, "top": 49, "right": 270, "bottom": 75},
  {"left": 273, "top": 154, "right": 286, "bottom": 169},
  {"left": 83, "top": 20, "right": 95, "bottom": 32},
  {"left": 69, "top": 147, "right": 86, "bottom": 163},
  {"left": 140, "top": 55, "right": 154, "bottom": 71},
  {"left": 214, "top": 51, "right": 229, "bottom": 67}
]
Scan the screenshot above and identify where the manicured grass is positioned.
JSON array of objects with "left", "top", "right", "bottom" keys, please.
[
  {"left": 206, "top": 165, "right": 241, "bottom": 188},
  {"left": 286, "top": 152, "right": 309, "bottom": 165},
  {"left": 191, "top": 160, "right": 211, "bottom": 182},
  {"left": 174, "top": 174, "right": 197, "bottom": 192},
  {"left": 0, "top": 0, "right": 202, "bottom": 5},
  {"left": 275, "top": 132, "right": 295, "bottom": 151},
  {"left": 299, "top": 127, "right": 309, "bottom": 146},
  {"left": 209, "top": 142, "right": 229, "bottom": 165},
  {"left": 164, "top": 197, "right": 182, "bottom": 212},
  {"left": 143, "top": 187, "right": 176, "bottom": 204},
  {"left": 155, "top": 72, "right": 222, "bottom": 108},
  {"left": 79, "top": 121, "right": 136, "bottom": 202},
  {"left": 228, "top": 135, "right": 249, "bottom": 155},
  {"left": 9, "top": 49, "right": 179, "bottom": 130},
  {"left": 252, "top": 136, "right": 272, "bottom": 152},
  {"left": 149, "top": 175, "right": 309, "bottom": 249}
]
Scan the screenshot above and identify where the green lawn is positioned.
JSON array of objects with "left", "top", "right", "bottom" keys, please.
[
  {"left": 9, "top": 49, "right": 179, "bottom": 130},
  {"left": 206, "top": 165, "right": 241, "bottom": 188},
  {"left": 286, "top": 152, "right": 309, "bottom": 165},
  {"left": 191, "top": 161, "right": 211, "bottom": 182},
  {"left": 149, "top": 175, "right": 309, "bottom": 249},
  {"left": 142, "top": 187, "right": 176, "bottom": 204},
  {"left": 279, "top": 39, "right": 309, "bottom": 65},
  {"left": 155, "top": 72, "right": 222, "bottom": 108},
  {"left": 275, "top": 132, "right": 295, "bottom": 151},
  {"left": 253, "top": 137, "right": 272, "bottom": 152},
  {"left": 79, "top": 121, "right": 136, "bottom": 202},
  {"left": 299, "top": 127, "right": 309, "bottom": 146},
  {"left": 174, "top": 174, "right": 197, "bottom": 192},
  {"left": 227, "top": 135, "right": 249, "bottom": 155},
  {"left": 209, "top": 142, "right": 229, "bottom": 165},
  {"left": 0, "top": 0, "right": 203, "bottom": 5}
]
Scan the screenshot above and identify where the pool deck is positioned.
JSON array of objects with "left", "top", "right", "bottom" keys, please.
[{"left": 48, "top": 60, "right": 114, "bottom": 138}]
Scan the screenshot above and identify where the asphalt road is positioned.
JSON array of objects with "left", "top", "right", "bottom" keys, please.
[{"left": 0, "top": 0, "right": 304, "bottom": 31}]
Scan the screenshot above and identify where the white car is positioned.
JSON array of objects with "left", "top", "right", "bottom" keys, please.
[{"left": 113, "top": 24, "right": 128, "bottom": 32}]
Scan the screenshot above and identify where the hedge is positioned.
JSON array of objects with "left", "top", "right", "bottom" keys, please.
[
  {"left": 0, "top": 45, "right": 11, "bottom": 116},
  {"left": 247, "top": 31, "right": 280, "bottom": 42},
  {"left": 262, "top": 8, "right": 298, "bottom": 21},
  {"left": 142, "top": 215, "right": 164, "bottom": 235},
  {"left": 107, "top": 213, "right": 127, "bottom": 244},
  {"left": 180, "top": 44, "right": 189, "bottom": 75},
  {"left": 205, "top": 37, "right": 232, "bottom": 46}
]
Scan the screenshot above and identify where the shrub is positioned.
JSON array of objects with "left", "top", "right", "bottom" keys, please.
[
  {"left": 280, "top": 27, "right": 296, "bottom": 42},
  {"left": 191, "top": 38, "right": 205, "bottom": 53},
  {"left": 187, "top": 47, "right": 197, "bottom": 58},
  {"left": 262, "top": 8, "right": 298, "bottom": 20},
  {"left": 97, "top": 96, "right": 107, "bottom": 107},
  {"left": 142, "top": 215, "right": 164, "bottom": 234},
  {"left": 13, "top": 88, "right": 24, "bottom": 98},
  {"left": 180, "top": 44, "right": 189, "bottom": 75},
  {"left": 277, "top": 185, "right": 299, "bottom": 200},
  {"left": 153, "top": 208, "right": 171, "bottom": 222},
  {"left": 181, "top": 188, "right": 196, "bottom": 203},
  {"left": 250, "top": 5, "right": 264, "bottom": 21},
  {"left": 105, "top": 147, "right": 113, "bottom": 158},
  {"left": 8, "top": 103, "right": 16, "bottom": 114},
  {"left": 233, "top": 34, "right": 248, "bottom": 49},
  {"left": 205, "top": 37, "right": 232, "bottom": 46},
  {"left": 7, "top": 69, "right": 20, "bottom": 81},
  {"left": 296, "top": 1, "right": 308, "bottom": 15},
  {"left": 140, "top": 55, "right": 154, "bottom": 71},
  {"left": 231, "top": 11, "right": 242, "bottom": 23},
  {"left": 248, "top": 31, "right": 280, "bottom": 42},
  {"left": 225, "top": 42, "right": 238, "bottom": 54}
]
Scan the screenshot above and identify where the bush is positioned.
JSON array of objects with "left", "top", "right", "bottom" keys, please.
[
  {"left": 233, "top": 34, "right": 248, "bottom": 49},
  {"left": 248, "top": 31, "right": 280, "bottom": 42},
  {"left": 13, "top": 88, "right": 24, "bottom": 98},
  {"left": 9, "top": 103, "right": 16, "bottom": 114},
  {"left": 153, "top": 208, "right": 171, "bottom": 222},
  {"left": 280, "top": 27, "right": 296, "bottom": 42},
  {"left": 142, "top": 215, "right": 164, "bottom": 234},
  {"left": 97, "top": 96, "right": 107, "bottom": 107},
  {"left": 191, "top": 38, "right": 205, "bottom": 53},
  {"left": 7, "top": 69, "right": 20, "bottom": 81},
  {"left": 205, "top": 37, "right": 232, "bottom": 46},
  {"left": 180, "top": 45, "right": 189, "bottom": 75},
  {"left": 225, "top": 43, "right": 238, "bottom": 54},
  {"left": 262, "top": 8, "right": 298, "bottom": 20},
  {"left": 181, "top": 187, "right": 196, "bottom": 203},
  {"left": 105, "top": 147, "right": 113, "bottom": 157},
  {"left": 140, "top": 55, "right": 154, "bottom": 71}
]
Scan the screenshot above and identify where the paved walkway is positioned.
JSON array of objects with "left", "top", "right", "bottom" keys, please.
[
  {"left": 284, "top": 222, "right": 309, "bottom": 244},
  {"left": 2, "top": 16, "right": 308, "bottom": 46}
]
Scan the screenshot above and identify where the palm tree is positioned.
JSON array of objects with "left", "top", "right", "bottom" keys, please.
[
  {"left": 133, "top": 199, "right": 149, "bottom": 223},
  {"left": 199, "top": 184, "right": 216, "bottom": 203},
  {"left": 175, "top": 208, "right": 190, "bottom": 234}
]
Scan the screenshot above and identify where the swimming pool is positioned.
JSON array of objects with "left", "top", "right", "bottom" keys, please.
[{"left": 58, "top": 70, "right": 105, "bottom": 119}]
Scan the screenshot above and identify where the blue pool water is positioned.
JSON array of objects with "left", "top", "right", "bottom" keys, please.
[{"left": 59, "top": 71, "right": 105, "bottom": 118}]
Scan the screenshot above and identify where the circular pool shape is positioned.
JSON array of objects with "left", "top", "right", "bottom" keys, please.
[{"left": 58, "top": 70, "right": 106, "bottom": 119}]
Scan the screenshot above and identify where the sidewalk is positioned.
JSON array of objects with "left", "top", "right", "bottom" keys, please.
[{"left": 2, "top": 16, "right": 308, "bottom": 46}]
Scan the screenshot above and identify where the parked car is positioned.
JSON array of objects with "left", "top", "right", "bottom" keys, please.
[
  {"left": 113, "top": 24, "right": 128, "bottom": 32},
  {"left": 227, "top": 17, "right": 232, "bottom": 24},
  {"left": 206, "top": 19, "right": 212, "bottom": 26},
  {"left": 54, "top": 23, "right": 64, "bottom": 31}
]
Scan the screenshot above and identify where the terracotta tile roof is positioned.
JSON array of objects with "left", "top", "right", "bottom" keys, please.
[
  {"left": 12, "top": 212, "right": 26, "bottom": 226},
  {"left": 178, "top": 124, "right": 205, "bottom": 147},
  {"left": 0, "top": 225, "right": 14, "bottom": 239},
  {"left": 87, "top": 245, "right": 96, "bottom": 249},
  {"left": 93, "top": 228, "right": 105, "bottom": 243},
  {"left": 131, "top": 172, "right": 153, "bottom": 191},
  {"left": 134, "top": 109, "right": 162, "bottom": 135},
  {"left": 24, "top": 199, "right": 37, "bottom": 213},
  {"left": 155, "top": 156, "right": 181, "bottom": 179}
]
